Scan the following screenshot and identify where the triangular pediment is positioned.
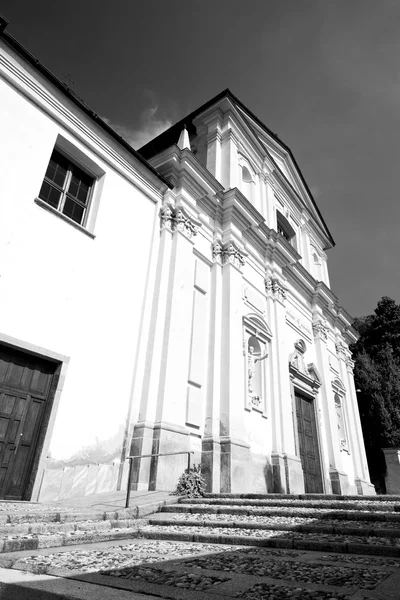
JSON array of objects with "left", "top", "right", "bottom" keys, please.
[{"left": 138, "top": 89, "right": 334, "bottom": 249}]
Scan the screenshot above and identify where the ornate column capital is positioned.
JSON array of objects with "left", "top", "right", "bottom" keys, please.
[
  {"left": 312, "top": 318, "right": 328, "bottom": 342},
  {"left": 345, "top": 357, "right": 355, "bottom": 373},
  {"left": 335, "top": 340, "right": 348, "bottom": 361},
  {"left": 159, "top": 204, "right": 201, "bottom": 239},
  {"left": 265, "top": 275, "right": 287, "bottom": 305},
  {"left": 212, "top": 240, "right": 247, "bottom": 270},
  {"left": 212, "top": 240, "right": 223, "bottom": 264}
]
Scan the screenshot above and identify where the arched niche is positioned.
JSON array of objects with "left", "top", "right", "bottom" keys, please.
[
  {"left": 243, "top": 314, "right": 272, "bottom": 413},
  {"left": 332, "top": 378, "right": 349, "bottom": 453}
]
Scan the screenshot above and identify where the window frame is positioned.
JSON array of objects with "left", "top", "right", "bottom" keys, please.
[
  {"left": 35, "top": 137, "right": 105, "bottom": 238},
  {"left": 276, "top": 210, "right": 296, "bottom": 243},
  {"left": 38, "top": 149, "right": 94, "bottom": 228}
]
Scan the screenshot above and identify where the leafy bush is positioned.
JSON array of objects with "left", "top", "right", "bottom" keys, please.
[{"left": 173, "top": 463, "right": 206, "bottom": 497}]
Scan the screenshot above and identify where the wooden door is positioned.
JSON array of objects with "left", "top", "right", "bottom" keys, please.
[
  {"left": 295, "top": 392, "right": 323, "bottom": 493},
  {"left": 0, "top": 346, "right": 56, "bottom": 500}
]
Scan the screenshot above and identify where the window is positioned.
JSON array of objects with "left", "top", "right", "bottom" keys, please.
[
  {"left": 276, "top": 210, "right": 296, "bottom": 243},
  {"left": 39, "top": 150, "right": 94, "bottom": 226}
]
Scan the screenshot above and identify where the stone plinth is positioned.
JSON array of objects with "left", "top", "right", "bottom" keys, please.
[{"left": 383, "top": 448, "right": 400, "bottom": 494}]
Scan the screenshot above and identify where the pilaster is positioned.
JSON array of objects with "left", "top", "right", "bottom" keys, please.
[
  {"left": 221, "top": 129, "right": 239, "bottom": 190},
  {"left": 342, "top": 348, "right": 374, "bottom": 494},
  {"left": 202, "top": 241, "right": 224, "bottom": 492},
  {"left": 312, "top": 315, "right": 339, "bottom": 493},
  {"left": 219, "top": 240, "right": 251, "bottom": 492},
  {"left": 130, "top": 202, "right": 201, "bottom": 490}
]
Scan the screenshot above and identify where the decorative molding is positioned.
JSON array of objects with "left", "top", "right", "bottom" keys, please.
[
  {"left": 312, "top": 318, "right": 328, "bottom": 342},
  {"left": 286, "top": 308, "right": 313, "bottom": 340},
  {"left": 159, "top": 204, "right": 201, "bottom": 239},
  {"left": 345, "top": 357, "right": 355, "bottom": 374},
  {"left": 335, "top": 341, "right": 348, "bottom": 360},
  {"left": 212, "top": 240, "right": 223, "bottom": 263},
  {"left": 212, "top": 240, "right": 247, "bottom": 269},
  {"left": 265, "top": 276, "right": 287, "bottom": 304},
  {"left": 289, "top": 339, "right": 322, "bottom": 397}
]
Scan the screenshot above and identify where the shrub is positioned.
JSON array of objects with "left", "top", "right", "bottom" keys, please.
[{"left": 174, "top": 463, "right": 206, "bottom": 497}]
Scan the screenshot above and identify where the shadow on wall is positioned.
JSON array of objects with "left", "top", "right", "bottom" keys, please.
[{"left": 38, "top": 425, "right": 129, "bottom": 502}]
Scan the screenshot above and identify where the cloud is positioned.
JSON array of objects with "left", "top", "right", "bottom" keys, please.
[{"left": 102, "top": 105, "right": 173, "bottom": 150}]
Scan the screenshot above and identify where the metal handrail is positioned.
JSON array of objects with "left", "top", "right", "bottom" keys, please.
[{"left": 125, "top": 451, "right": 194, "bottom": 508}]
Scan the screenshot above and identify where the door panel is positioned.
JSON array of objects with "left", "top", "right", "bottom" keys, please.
[
  {"left": 295, "top": 392, "right": 323, "bottom": 493},
  {"left": 0, "top": 347, "right": 56, "bottom": 500}
]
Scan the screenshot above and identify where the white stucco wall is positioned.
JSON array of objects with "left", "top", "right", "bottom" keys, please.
[{"left": 0, "top": 54, "right": 163, "bottom": 463}]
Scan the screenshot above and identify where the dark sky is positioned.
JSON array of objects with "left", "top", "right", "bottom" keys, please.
[{"left": 2, "top": 0, "right": 399, "bottom": 317}]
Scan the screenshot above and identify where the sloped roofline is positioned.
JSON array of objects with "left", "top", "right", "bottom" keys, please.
[
  {"left": 139, "top": 88, "right": 335, "bottom": 247},
  {"left": 0, "top": 14, "right": 172, "bottom": 190}
]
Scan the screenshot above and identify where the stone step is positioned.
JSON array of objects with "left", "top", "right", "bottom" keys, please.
[
  {"left": 0, "top": 517, "right": 140, "bottom": 536},
  {"left": 149, "top": 514, "right": 400, "bottom": 537},
  {"left": 0, "top": 524, "right": 143, "bottom": 554},
  {"left": 163, "top": 503, "right": 400, "bottom": 521},
  {"left": 138, "top": 523, "right": 400, "bottom": 557},
  {"left": 179, "top": 496, "right": 400, "bottom": 511},
  {"left": 204, "top": 492, "right": 400, "bottom": 501}
]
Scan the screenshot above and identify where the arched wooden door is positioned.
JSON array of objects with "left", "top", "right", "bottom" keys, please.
[{"left": 0, "top": 345, "right": 58, "bottom": 500}]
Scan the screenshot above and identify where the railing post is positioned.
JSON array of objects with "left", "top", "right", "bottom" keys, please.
[
  {"left": 187, "top": 452, "right": 191, "bottom": 472},
  {"left": 125, "top": 457, "right": 134, "bottom": 509}
]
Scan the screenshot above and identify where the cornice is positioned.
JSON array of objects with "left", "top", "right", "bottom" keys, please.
[{"left": 148, "top": 145, "right": 224, "bottom": 201}]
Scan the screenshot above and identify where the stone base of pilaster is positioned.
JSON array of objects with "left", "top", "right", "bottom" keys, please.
[
  {"left": 129, "top": 421, "right": 190, "bottom": 491},
  {"left": 220, "top": 437, "right": 251, "bottom": 493},
  {"left": 355, "top": 477, "right": 376, "bottom": 496},
  {"left": 383, "top": 448, "right": 400, "bottom": 495},
  {"left": 329, "top": 469, "right": 356, "bottom": 495},
  {"left": 271, "top": 452, "right": 287, "bottom": 493},
  {"left": 149, "top": 422, "right": 190, "bottom": 490},
  {"left": 283, "top": 453, "right": 305, "bottom": 494},
  {"left": 129, "top": 421, "right": 154, "bottom": 491},
  {"left": 250, "top": 452, "right": 272, "bottom": 493},
  {"left": 201, "top": 436, "right": 221, "bottom": 493}
]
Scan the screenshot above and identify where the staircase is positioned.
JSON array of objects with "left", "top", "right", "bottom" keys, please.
[
  {"left": 2, "top": 494, "right": 400, "bottom": 600},
  {"left": 1, "top": 494, "right": 400, "bottom": 557},
  {"left": 142, "top": 493, "right": 400, "bottom": 557}
]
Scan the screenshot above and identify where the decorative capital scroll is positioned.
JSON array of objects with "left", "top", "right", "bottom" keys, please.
[
  {"left": 212, "top": 240, "right": 223, "bottom": 264},
  {"left": 312, "top": 318, "right": 328, "bottom": 342},
  {"left": 345, "top": 357, "right": 355, "bottom": 373},
  {"left": 265, "top": 276, "right": 287, "bottom": 304},
  {"left": 335, "top": 341, "right": 348, "bottom": 360},
  {"left": 212, "top": 240, "right": 247, "bottom": 269},
  {"left": 159, "top": 204, "right": 200, "bottom": 239},
  {"left": 160, "top": 204, "right": 174, "bottom": 231}
]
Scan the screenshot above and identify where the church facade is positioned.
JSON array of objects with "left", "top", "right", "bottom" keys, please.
[{"left": 0, "top": 16, "right": 375, "bottom": 502}]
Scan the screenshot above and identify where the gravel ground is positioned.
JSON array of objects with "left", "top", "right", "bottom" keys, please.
[
  {"left": 180, "top": 552, "right": 389, "bottom": 588},
  {"left": 15, "top": 540, "right": 240, "bottom": 573},
  {"left": 238, "top": 583, "right": 357, "bottom": 600},
  {"left": 0, "top": 503, "right": 76, "bottom": 513},
  {"left": 319, "top": 554, "right": 400, "bottom": 567},
  {"left": 105, "top": 565, "right": 229, "bottom": 591},
  {"left": 141, "top": 523, "right": 400, "bottom": 545}
]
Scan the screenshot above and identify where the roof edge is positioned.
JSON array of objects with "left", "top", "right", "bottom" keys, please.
[{"left": 0, "top": 19, "right": 172, "bottom": 190}]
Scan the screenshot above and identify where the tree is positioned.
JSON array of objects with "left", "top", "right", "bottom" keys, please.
[{"left": 352, "top": 297, "right": 400, "bottom": 492}]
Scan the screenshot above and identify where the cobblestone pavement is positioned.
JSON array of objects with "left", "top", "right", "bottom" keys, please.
[{"left": 2, "top": 538, "right": 400, "bottom": 599}]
